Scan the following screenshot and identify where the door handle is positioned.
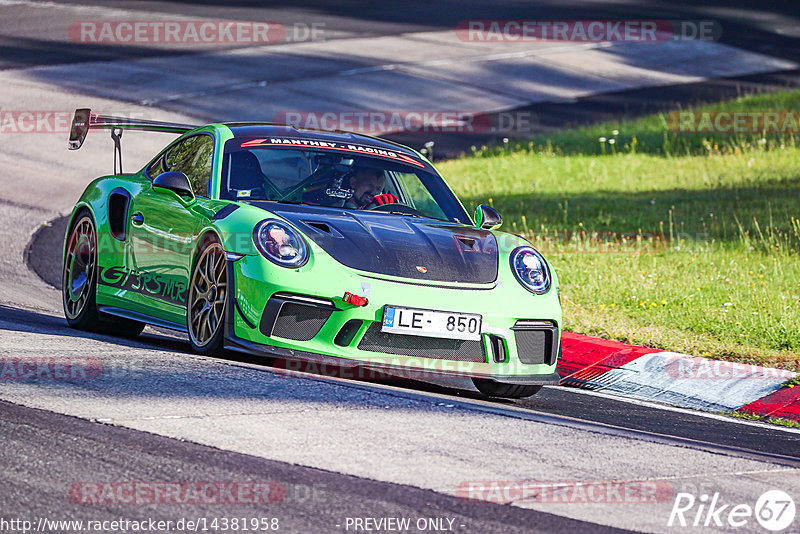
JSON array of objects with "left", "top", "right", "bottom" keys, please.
[{"left": 131, "top": 212, "right": 144, "bottom": 226}]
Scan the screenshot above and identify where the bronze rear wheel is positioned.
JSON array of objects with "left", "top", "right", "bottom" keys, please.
[
  {"left": 62, "top": 211, "right": 144, "bottom": 337},
  {"left": 63, "top": 215, "right": 96, "bottom": 321}
]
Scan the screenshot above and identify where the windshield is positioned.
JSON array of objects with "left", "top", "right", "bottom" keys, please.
[{"left": 220, "top": 140, "right": 470, "bottom": 224}]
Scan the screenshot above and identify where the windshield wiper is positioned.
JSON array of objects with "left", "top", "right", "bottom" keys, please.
[
  {"left": 386, "top": 211, "right": 422, "bottom": 217},
  {"left": 266, "top": 199, "right": 317, "bottom": 206}
]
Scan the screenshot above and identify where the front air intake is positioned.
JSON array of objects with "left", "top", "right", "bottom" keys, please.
[
  {"left": 271, "top": 303, "right": 332, "bottom": 341},
  {"left": 512, "top": 320, "right": 559, "bottom": 365},
  {"left": 334, "top": 319, "right": 362, "bottom": 347},
  {"left": 488, "top": 335, "right": 507, "bottom": 363},
  {"left": 260, "top": 293, "right": 337, "bottom": 341}
]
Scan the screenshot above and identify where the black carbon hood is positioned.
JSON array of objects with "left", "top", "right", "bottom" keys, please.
[{"left": 252, "top": 203, "right": 498, "bottom": 283}]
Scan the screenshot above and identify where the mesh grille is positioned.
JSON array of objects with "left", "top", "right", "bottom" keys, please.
[
  {"left": 514, "top": 330, "right": 550, "bottom": 365},
  {"left": 272, "top": 303, "right": 332, "bottom": 341},
  {"left": 357, "top": 322, "right": 486, "bottom": 362}
]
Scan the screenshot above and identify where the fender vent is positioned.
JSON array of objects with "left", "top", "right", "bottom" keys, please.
[
  {"left": 108, "top": 190, "right": 130, "bottom": 241},
  {"left": 455, "top": 235, "right": 477, "bottom": 249}
]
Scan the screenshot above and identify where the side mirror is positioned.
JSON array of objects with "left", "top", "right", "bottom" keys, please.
[
  {"left": 153, "top": 171, "right": 194, "bottom": 202},
  {"left": 474, "top": 204, "right": 502, "bottom": 230}
]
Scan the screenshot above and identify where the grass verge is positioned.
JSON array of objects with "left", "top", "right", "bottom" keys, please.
[
  {"left": 437, "top": 90, "right": 800, "bottom": 370},
  {"left": 728, "top": 410, "right": 800, "bottom": 429}
]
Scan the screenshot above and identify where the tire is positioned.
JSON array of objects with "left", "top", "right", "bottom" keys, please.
[
  {"left": 62, "top": 210, "right": 144, "bottom": 337},
  {"left": 187, "top": 237, "right": 227, "bottom": 356},
  {"left": 472, "top": 378, "right": 542, "bottom": 399}
]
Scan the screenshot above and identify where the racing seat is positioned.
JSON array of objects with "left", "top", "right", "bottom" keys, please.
[
  {"left": 301, "top": 167, "right": 351, "bottom": 206},
  {"left": 225, "top": 151, "right": 267, "bottom": 200}
]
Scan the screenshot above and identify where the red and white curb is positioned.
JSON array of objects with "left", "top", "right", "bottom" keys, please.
[{"left": 558, "top": 332, "right": 800, "bottom": 422}]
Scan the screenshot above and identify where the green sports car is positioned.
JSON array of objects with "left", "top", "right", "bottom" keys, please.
[{"left": 62, "top": 109, "right": 561, "bottom": 398}]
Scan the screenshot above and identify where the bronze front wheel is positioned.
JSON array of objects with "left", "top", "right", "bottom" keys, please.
[{"left": 188, "top": 241, "right": 227, "bottom": 355}]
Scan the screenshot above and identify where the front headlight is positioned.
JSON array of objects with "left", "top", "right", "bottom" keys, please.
[
  {"left": 510, "top": 246, "right": 550, "bottom": 294},
  {"left": 253, "top": 219, "right": 308, "bottom": 268}
]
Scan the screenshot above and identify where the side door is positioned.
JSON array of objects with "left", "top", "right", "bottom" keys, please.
[{"left": 127, "top": 134, "right": 215, "bottom": 325}]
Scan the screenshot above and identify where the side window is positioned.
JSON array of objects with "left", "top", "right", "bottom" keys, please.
[
  {"left": 392, "top": 171, "right": 447, "bottom": 220},
  {"left": 163, "top": 135, "right": 215, "bottom": 197},
  {"left": 146, "top": 154, "right": 165, "bottom": 179}
]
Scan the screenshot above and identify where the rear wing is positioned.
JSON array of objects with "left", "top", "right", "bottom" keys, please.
[
  {"left": 68, "top": 108, "right": 199, "bottom": 173},
  {"left": 68, "top": 108, "right": 197, "bottom": 150}
]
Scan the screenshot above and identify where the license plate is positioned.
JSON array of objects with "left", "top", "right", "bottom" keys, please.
[{"left": 381, "top": 306, "right": 482, "bottom": 341}]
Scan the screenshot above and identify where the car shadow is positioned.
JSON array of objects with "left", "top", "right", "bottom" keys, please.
[{"left": 0, "top": 303, "right": 507, "bottom": 405}]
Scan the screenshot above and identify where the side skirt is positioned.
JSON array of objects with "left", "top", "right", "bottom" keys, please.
[{"left": 98, "top": 305, "right": 187, "bottom": 333}]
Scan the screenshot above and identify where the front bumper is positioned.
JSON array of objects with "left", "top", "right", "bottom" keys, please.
[{"left": 225, "top": 247, "right": 563, "bottom": 382}]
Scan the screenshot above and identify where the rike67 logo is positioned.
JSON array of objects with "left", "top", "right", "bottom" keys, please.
[{"left": 668, "top": 490, "right": 796, "bottom": 531}]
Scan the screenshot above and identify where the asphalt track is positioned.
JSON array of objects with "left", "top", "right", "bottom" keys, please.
[
  {"left": 4, "top": 0, "right": 800, "bottom": 157},
  {"left": 3, "top": 399, "right": 632, "bottom": 534},
  {"left": 8, "top": 270, "right": 800, "bottom": 461},
  {"left": 3, "top": 1, "right": 800, "bottom": 532}
]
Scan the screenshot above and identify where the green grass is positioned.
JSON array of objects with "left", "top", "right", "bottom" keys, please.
[
  {"left": 484, "top": 89, "right": 800, "bottom": 157},
  {"left": 728, "top": 410, "right": 800, "bottom": 428},
  {"left": 782, "top": 377, "right": 800, "bottom": 388},
  {"left": 768, "top": 417, "right": 800, "bottom": 428},
  {"left": 438, "top": 90, "right": 800, "bottom": 370}
]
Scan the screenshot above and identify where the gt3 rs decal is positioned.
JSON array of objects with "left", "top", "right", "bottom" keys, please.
[
  {"left": 239, "top": 137, "right": 425, "bottom": 168},
  {"left": 324, "top": 175, "right": 354, "bottom": 199},
  {"left": 325, "top": 187, "right": 354, "bottom": 199},
  {"left": 98, "top": 266, "right": 188, "bottom": 306}
]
